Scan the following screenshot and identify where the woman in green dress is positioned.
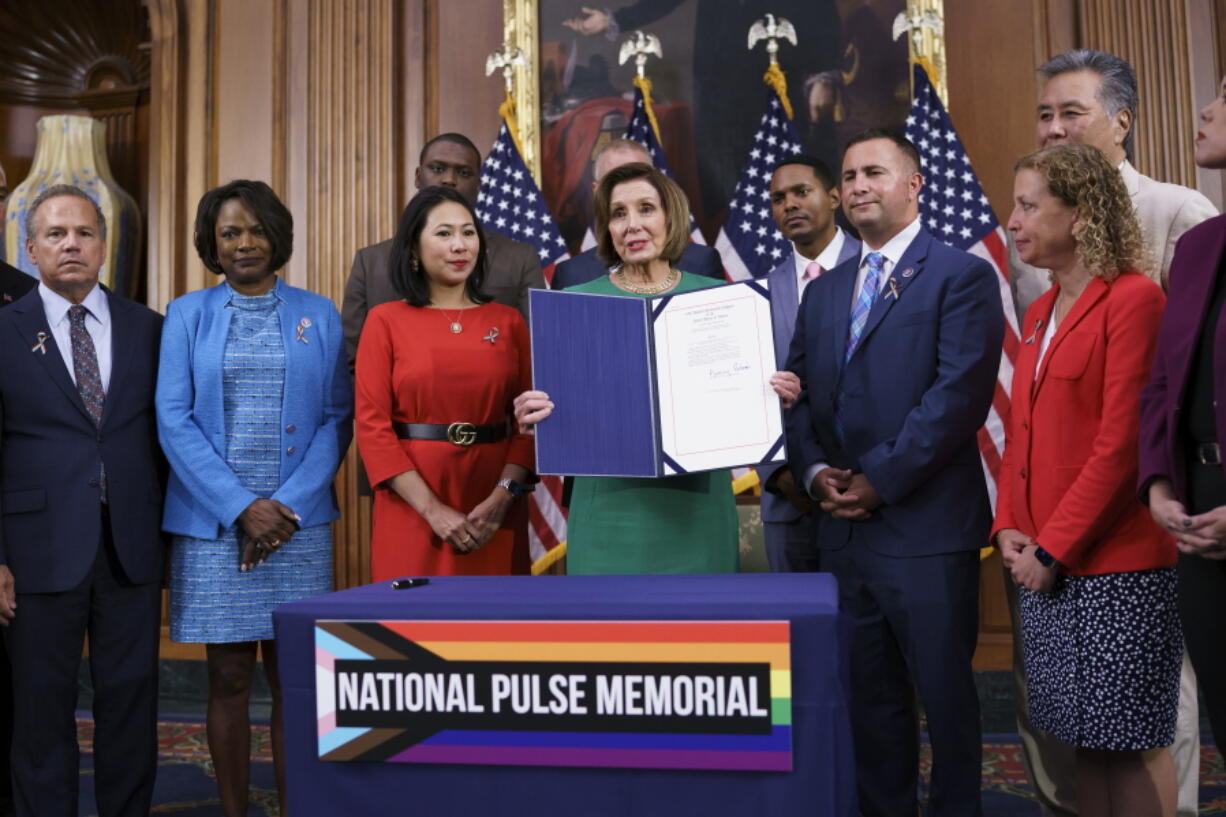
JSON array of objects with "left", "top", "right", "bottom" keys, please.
[{"left": 514, "top": 162, "right": 800, "bottom": 574}]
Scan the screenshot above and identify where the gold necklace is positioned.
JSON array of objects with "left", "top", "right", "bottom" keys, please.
[
  {"left": 616, "top": 267, "right": 679, "bottom": 295},
  {"left": 435, "top": 305, "right": 465, "bottom": 334}
]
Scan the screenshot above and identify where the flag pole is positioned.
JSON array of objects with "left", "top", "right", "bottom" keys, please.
[
  {"left": 619, "top": 31, "right": 664, "bottom": 143},
  {"left": 485, "top": 43, "right": 528, "bottom": 159},
  {"left": 893, "top": 1, "right": 948, "bottom": 109},
  {"left": 748, "top": 13, "right": 798, "bottom": 120}
]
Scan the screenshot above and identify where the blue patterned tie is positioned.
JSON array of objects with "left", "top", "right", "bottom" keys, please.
[
  {"left": 835, "top": 252, "right": 886, "bottom": 440},
  {"left": 69, "top": 305, "right": 107, "bottom": 500},
  {"left": 845, "top": 252, "right": 886, "bottom": 365}
]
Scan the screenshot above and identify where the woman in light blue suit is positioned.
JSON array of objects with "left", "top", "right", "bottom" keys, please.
[{"left": 156, "top": 180, "right": 351, "bottom": 817}]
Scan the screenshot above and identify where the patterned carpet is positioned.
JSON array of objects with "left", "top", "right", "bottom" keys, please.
[
  {"left": 72, "top": 718, "right": 1226, "bottom": 816},
  {"left": 76, "top": 716, "right": 277, "bottom": 816}
]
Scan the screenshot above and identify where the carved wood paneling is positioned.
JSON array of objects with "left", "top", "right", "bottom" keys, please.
[
  {"left": 1078, "top": 0, "right": 1199, "bottom": 187},
  {"left": 146, "top": 0, "right": 213, "bottom": 312},
  {"left": 307, "top": 0, "right": 397, "bottom": 590}
]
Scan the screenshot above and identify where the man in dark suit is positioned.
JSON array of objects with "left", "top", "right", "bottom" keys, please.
[
  {"left": 551, "top": 139, "right": 724, "bottom": 289},
  {"left": 759, "top": 154, "right": 858, "bottom": 573},
  {"left": 342, "top": 132, "right": 546, "bottom": 369},
  {"left": 0, "top": 161, "right": 26, "bottom": 817},
  {"left": 0, "top": 185, "right": 164, "bottom": 817},
  {"left": 785, "top": 130, "right": 1004, "bottom": 816},
  {"left": 0, "top": 261, "right": 34, "bottom": 308},
  {"left": 0, "top": 160, "right": 36, "bottom": 310}
]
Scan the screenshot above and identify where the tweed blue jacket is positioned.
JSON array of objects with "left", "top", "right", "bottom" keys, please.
[{"left": 157, "top": 277, "right": 352, "bottom": 538}]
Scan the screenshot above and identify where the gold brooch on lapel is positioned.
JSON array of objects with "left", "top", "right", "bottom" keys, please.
[
  {"left": 295, "top": 317, "right": 312, "bottom": 343},
  {"left": 31, "top": 331, "right": 48, "bottom": 355},
  {"left": 483, "top": 327, "right": 500, "bottom": 345}
]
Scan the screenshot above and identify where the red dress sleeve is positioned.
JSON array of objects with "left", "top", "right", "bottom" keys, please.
[{"left": 355, "top": 306, "right": 418, "bottom": 487}]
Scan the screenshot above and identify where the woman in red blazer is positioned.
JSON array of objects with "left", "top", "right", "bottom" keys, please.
[
  {"left": 993, "top": 143, "right": 1179, "bottom": 816},
  {"left": 1139, "top": 73, "right": 1226, "bottom": 753}
]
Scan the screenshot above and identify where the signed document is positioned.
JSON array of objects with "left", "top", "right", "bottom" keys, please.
[
  {"left": 653, "top": 284, "right": 784, "bottom": 474},
  {"left": 529, "top": 282, "right": 785, "bottom": 478}
]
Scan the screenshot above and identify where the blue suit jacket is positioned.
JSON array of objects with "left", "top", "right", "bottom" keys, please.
[
  {"left": 157, "top": 278, "right": 353, "bottom": 538},
  {"left": 759, "top": 236, "right": 860, "bottom": 523},
  {"left": 0, "top": 287, "right": 165, "bottom": 592},
  {"left": 785, "top": 229, "right": 1004, "bottom": 556},
  {"left": 552, "top": 242, "right": 724, "bottom": 289}
]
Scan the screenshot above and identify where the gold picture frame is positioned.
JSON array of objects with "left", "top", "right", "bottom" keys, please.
[{"left": 503, "top": 0, "right": 947, "bottom": 194}]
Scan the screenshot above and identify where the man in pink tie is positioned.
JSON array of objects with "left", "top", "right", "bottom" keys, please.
[{"left": 759, "top": 155, "right": 859, "bottom": 571}]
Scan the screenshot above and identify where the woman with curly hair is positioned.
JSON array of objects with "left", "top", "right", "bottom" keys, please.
[{"left": 992, "top": 143, "right": 1179, "bottom": 816}]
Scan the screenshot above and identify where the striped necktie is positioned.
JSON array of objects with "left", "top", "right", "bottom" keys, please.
[{"left": 844, "top": 252, "right": 885, "bottom": 365}]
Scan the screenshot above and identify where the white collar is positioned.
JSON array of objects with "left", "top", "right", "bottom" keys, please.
[
  {"left": 859, "top": 216, "right": 922, "bottom": 269},
  {"left": 1117, "top": 159, "right": 1141, "bottom": 197},
  {"left": 38, "top": 281, "right": 109, "bottom": 328},
  {"left": 792, "top": 228, "right": 846, "bottom": 278}
]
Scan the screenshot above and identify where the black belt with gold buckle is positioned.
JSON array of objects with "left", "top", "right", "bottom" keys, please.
[
  {"left": 394, "top": 421, "right": 508, "bottom": 447},
  {"left": 1196, "top": 441, "right": 1222, "bottom": 466}
]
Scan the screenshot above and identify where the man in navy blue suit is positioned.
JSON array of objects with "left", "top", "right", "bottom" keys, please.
[
  {"left": 0, "top": 185, "right": 164, "bottom": 817},
  {"left": 785, "top": 130, "right": 1004, "bottom": 816},
  {"left": 0, "top": 160, "right": 36, "bottom": 310},
  {"left": 759, "top": 154, "right": 859, "bottom": 573},
  {"left": 551, "top": 139, "right": 724, "bottom": 289}
]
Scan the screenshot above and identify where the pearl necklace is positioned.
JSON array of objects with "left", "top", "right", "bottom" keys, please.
[{"left": 616, "top": 267, "right": 680, "bottom": 295}]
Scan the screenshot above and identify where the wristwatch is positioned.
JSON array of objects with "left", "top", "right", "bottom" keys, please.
[
  {"left": 1033, "top": 545, "right": 1057, "bottom": 568},
  {"left": 496, "top": 478, "right": 532, "bottom": 498}
]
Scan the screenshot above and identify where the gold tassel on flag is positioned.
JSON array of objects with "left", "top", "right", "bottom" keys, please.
[
  {"left": 762, "top": 62, "right": 794, "bottom": 121},
  {"left": 498, "top": 90, "right": 527, "bottom": 161},
  {"left": 631, "top": 74, "right": 663, "bottom": 144}
]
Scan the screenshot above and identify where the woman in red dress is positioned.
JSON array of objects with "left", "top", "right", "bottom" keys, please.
[{"left": 355, "top": 186, "right": 535, "bottom": 579}]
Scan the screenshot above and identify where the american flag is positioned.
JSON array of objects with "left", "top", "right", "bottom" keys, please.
[
  {"left": 903, "top": 64, "right": 1020, "bottom": 508},
  {"left": 477, "top": 124, "right": 571, "bottom": 286},
  {"left": 475, "top": 122, "right": 570, "bottom": 569},
  {"left": 714, "top": 93, "right": 802, "bottom": 281},
  {"left": 623, "top": 85, "right": 706, "bottom": 244}
]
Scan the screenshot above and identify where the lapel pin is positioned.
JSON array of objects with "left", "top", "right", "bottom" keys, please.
[
  {"left": 887, "top": 278, "right": 901, "bottom": 300},
  {"left": 295, "top": 317, "right": 312, "bottom": 343},
  {"left": 1024, "top": 318, "right": 1045, "bottom": 345},
  {"left": 31, "top": 331, "right": 48, "bottom": 355},
  {"left": 3, "top": 294, "right": 11, "bottom": 303},
  {"left": 900, "top": 267, "right": 915, "bottom": 278},
  {"left": 483, "top": 327, "right": 500, "bottom": 345}
]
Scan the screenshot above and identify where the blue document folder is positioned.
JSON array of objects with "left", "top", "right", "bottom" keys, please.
[{"left": 530, "top": 282, "right": 786, "bottom": 477}]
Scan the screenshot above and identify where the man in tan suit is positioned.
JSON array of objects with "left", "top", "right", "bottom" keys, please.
[
  {"left": 1012, "top": 49, "right": 1218, "bottom": 315},
  {"left": 1010, "top": 49, "right": 1217, "bottom": 817},
  {"left": 342, "top": 132, "right": 545, "bottom": 369}
]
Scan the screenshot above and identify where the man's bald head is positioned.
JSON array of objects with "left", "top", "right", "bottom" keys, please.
[{"left": 593, "top": 139, "right": 652, "bottom": 183}]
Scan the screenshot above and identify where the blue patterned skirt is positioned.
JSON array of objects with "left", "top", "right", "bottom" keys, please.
[
  {"left": 170, "top": 524, "right": 332, "bottom": 643},
  {"left": 1019, "top": 566, "right": 1181, "bottom": 750}
]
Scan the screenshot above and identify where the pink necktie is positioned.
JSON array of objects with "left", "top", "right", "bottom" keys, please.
[{"left": 804, "top": 262, "right": 823, "bottom": 280}]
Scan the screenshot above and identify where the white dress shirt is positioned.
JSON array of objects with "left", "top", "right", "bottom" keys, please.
[
  {"left": 803, "top": 217, "right": 923, "bottom": 496},
  {"left": 851, "top": 216, "right": 923, "bottom": 306},
  {"left": 792, "top": 227, "right": 847, "bottom": 297},
  {"left": 1035, "top": 305, "right": 1058, "bottom": 374},
  {"left": 39, "top": 281, "right": 112, "bottom": 391}
]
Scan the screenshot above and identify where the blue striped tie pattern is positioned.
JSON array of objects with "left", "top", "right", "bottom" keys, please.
[
  {"left": 844, "top": 252, "right": 886, "bottom": 365},
  {"left": 835, "top": 252, "right": 886, "bottom": 440},
  {"left": 69, "top": 305, "right": 107, "bottom": 500}
]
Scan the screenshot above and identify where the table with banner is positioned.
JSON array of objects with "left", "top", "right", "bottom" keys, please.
[{"left": 274, "top": 573, "right": 854, "bottom": 816}]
